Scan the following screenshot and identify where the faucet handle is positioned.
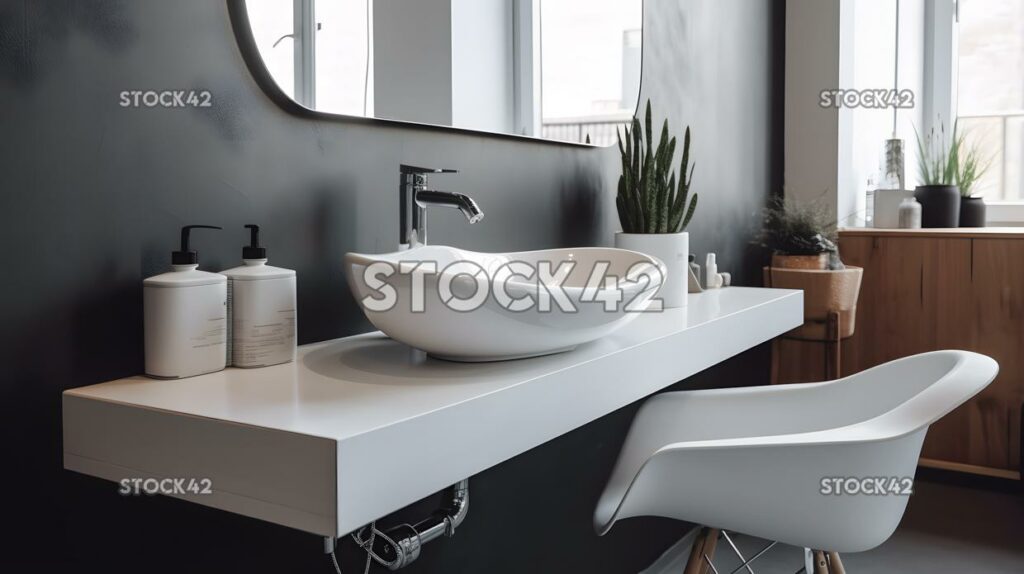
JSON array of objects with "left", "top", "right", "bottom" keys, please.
[{"left": 400, "top": 164, "right": 459, "bottom": 175}]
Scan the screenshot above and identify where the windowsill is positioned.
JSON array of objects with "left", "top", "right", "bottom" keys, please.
[
  {"left": 839, "top": 227, "right": 1024, "bottom": 238},
  {"left": 984, "top": 202, "right": 1024, "bottom": 227}
]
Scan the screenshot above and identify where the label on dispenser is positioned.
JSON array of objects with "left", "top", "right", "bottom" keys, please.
[
  {"left": 227, "top": 276, "right": 297, "bottom": 367},
  {"left": 144, "top": 281, "right": 228, "bottom": 379}
]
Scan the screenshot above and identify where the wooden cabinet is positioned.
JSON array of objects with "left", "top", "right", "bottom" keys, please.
[{"left": 835, "top": 229, "right": 1024, "bottom": 478}]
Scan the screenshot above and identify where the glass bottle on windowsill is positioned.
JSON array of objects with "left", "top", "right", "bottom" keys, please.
[{"left": 864, "top": 174, "right": 877, "bottom": 228}]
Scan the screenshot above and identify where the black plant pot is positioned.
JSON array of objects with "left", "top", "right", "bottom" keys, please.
[
  {"left": 959, "top": 195, "right": 987, "bottom": 227},
  {"left": 914, "top": 185, "right": 961, "bottom": 228}
]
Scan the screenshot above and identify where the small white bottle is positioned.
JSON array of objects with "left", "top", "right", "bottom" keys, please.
[
  {"left": 898, "top": 197, "right": 922, "bottom": 229},
  {"left": 221, "top": 225, "right": 297, "bottom": 368},
  {"left": 144, "top": 226, "right": 227, "bottom": 379},
  {"left": 705, "top": 253, "right": 720, "bottom": 289}
]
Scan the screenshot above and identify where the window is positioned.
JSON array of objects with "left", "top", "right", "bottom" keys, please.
[
  {"left": 315, "top": 0, "right": 374, "bottom": 117},
  {"left": 790, "top": 0, "right": 1024, "bottom": 225},
  {"left": 539, "top": 0, "right": 642, "bottom": 145},
  {"left": 956, "top": 0, "right": 1024, "bottom": 202},
  {"left": 244, "top": 0, "right": 295, "bottom": 100}
]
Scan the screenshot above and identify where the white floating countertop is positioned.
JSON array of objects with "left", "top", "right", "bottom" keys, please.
[{"left": 63, "top": 287, "right": 802, "bottom": 537}]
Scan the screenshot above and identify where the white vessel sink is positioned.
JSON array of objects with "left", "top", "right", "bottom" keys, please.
[{"left": 344, "top": 246, "right": 665, "bottom": 361}]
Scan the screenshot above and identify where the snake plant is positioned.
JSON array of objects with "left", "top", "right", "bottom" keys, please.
[{"left": 616, "top": 100, "right": 697, "bottom": 234}]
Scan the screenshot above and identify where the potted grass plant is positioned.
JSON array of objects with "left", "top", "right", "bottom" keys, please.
[
  {"left": 614, "top": 100, "right": 698, "bottom": 308},
  {"left": 913, "top": 121, "right": 990, "bottom": 228},
  {"left": 952, "top": 128, "right": 990, "bottom": 227},
  {"left": 758, "top": 197, "right": 863, "bottom": 340},
  {"left": 914, "top": 123, "right": 960, "bottom": 227}
]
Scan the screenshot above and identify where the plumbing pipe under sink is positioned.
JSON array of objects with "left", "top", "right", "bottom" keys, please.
[{"left": 328, "top": 480, "right": 469, "bottom": 570}]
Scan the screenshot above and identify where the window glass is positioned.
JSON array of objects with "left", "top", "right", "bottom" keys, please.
[
  {"left": 540, "top": 0, "right": 642, "bottom": 145},
  {"left": 957, "top": 0, "right": 1024, "bottom": 200},
  {"left": 315, "top": 0, "right": 374, "bottom": 116},
  {"left": 244, "top": 0, "right": 295, "bottom": 100}
]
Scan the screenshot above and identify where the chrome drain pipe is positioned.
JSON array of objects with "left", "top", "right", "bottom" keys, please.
[
  {"left": 324, "top": 480, "right": 469, "bottom": 570},
  {"left": 323, "top": 480, "right": 470, "bottom": 570},
  {"left": 383, "top": 479, "right": 469, "bottom": 570}
]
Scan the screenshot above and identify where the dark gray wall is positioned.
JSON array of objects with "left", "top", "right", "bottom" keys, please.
[
  {"left": 629, "top": 0, "right": 784, "bottom": 279},
  {"left": 0, "top": 0, "right": 782, "bottom": 571}
]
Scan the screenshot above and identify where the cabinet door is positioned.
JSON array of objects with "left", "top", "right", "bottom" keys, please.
[
  {"left": 842, "top": 235, "right": 1023, "bottom": 472},
  {"left": 840, "top": 236, "right": 973, "bottom": 373},
  {"left": 947, "top": 238, "right": 1024, "bottom": 471}
]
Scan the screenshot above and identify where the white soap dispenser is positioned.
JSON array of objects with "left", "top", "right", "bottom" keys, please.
[
  {"left": 144, "top": 225, "right": 227, "bottom": 379},
  {"left": 221, "top": 225, "right": 297, "bottom": 368}
]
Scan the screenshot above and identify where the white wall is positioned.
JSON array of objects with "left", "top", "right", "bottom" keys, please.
[
  {"left": 838, "top": 0, "right": 924, "bottom": 226},
  {"left": 785, "top": 0, "right": 841, "bottom": 220},
  {"left": 374, "top": 0, "right": 454, "bottom": 125},
  {"left": 451, "top": 0, "right": 515, "bottom": 133},
  {"left": 786, "top": 0, "right": 926, "bottom": 226},
  {"left": 374, "top": 0, "right": 515, "bottom": 132}
]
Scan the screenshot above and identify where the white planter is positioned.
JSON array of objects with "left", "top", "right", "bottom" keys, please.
[{"left": 615, "top": 231, "right": 689, "bottom": 308}]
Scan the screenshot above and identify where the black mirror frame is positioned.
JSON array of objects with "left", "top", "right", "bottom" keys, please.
[{"left": 226, "top": 0, "right": 644, "bottom": 148}]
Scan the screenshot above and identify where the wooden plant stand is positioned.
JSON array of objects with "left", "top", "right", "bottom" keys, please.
[{"left": 770, "top": 310, "right": 845, "bottom": 384}]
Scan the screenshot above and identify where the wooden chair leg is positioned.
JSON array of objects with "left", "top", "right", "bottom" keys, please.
[
  {"left": 682, "top": 527, "right": 722, "bottom": 574},
  {"left": 826, "top": 551, "right": 846, "bottom": 574},
  {"left": 812, "top": 550, "right": 829, "bottom": 574},
  {"left": 699, "top": 529, "right": 721, "bottom": 574},
  {"left": 683, "top": 527, "right": 710, "bottom": 574}
]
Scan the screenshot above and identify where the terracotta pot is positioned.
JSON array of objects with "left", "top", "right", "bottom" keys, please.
[
  {"left": 763, "top": 266, "right": 863, "bottom": 340},
  {"left": 771, "top": 253, "right": 829, "bottom": 270}
]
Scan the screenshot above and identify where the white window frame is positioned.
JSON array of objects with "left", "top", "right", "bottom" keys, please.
[
  {"left": 293, "top": 0, "right": 316, "bottom": 108},
  {"left": 512, "top": 0, "right": 542, "bottom": 137},
  {"left": 923, "top": 0, "right": 957, "bottom": 139},
  {"left": 927, "top": 0, "right": 1024, "bottom": 222}
]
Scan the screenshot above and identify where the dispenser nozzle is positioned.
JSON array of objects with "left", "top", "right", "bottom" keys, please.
[
  {"left": 173, "top": 225, "right": 222, "bottom": 265},
  {"left": 245, "top": 224, "right": 260, "bottom": 247},
  {"left": 243, "top": 224, "right": 267, "bottom": 259}
]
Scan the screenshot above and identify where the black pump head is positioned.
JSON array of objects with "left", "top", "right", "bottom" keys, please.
[
  {"left": 172, "top": 225, "right": 222, "bottom": 265},
  {"left": 243, "top": 224, "right": 266, "bottom": 259}
]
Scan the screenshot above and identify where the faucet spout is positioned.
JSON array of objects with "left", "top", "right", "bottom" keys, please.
[
  {"left": 416, "top": 190, "right": 485, "bottom": 224},
  {"left": 399, "top": 165, "right": 484, "bottom": 248}
]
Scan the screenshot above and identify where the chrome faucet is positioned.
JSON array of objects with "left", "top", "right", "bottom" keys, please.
[{"left": 399, "top": 164, "right": 484, "bottom": 248}]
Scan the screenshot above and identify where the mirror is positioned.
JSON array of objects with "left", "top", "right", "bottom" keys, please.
[{"left": 240, "top": 0, "right": 643, "bottom": 146}]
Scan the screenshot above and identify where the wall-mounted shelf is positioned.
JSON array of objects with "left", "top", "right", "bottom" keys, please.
[{"left": 62, "top": 287, "right": 802, "bottom": 537}]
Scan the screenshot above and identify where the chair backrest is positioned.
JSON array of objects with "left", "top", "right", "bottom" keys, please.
[
  {"left": 595, "top": 351, "right": 999, "bottom": 547},
  {"left": 620, "top": 351, "right": 995, "bottom": 448}
]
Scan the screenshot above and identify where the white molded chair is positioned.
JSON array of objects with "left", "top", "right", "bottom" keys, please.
[{"left": 595, "top": 351, "right": 998, "bottom": 571}]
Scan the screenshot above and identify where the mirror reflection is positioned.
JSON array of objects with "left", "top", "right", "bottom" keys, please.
[{"left": 243, "top": 0, "right": 642, "bottom": 145}]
